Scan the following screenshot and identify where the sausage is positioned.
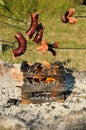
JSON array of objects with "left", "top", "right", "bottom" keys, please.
[
  {"left": 33, "top": 23, "right": 44, "bottom": 44},
  {"left": 48, "top": 47, "right": 57, "bottom": 56},
  {"left": 12, "top": 32, "right": 27, "bottom": 57},
  {"left": 48, "top": 42, "right": 59, "bottom": 48},
  {"left": 36, "top": 40, "right": 48, "bottom": 54},
  {"left": 25, "top": 12, "right": 39, "bottom": 39},
  {"left": 48, "top": 42, "right": 59, "bottom": 56},
  {"left": 61, "top": 8, "right": 78, "bottom": 24}
]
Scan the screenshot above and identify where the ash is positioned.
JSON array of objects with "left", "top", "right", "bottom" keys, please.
[{"left": 0, "top": 60, "right": 86, "bottom": 130}]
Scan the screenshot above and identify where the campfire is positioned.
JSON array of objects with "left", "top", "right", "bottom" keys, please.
[{"left": 18, "top": 61, "right": 66, "bottom": 104}]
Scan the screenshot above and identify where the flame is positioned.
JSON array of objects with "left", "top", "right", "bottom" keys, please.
[
  {"left": 33, "top": 74, "right": 44, "bottom": 82},
  {"left": 45, "top": 77, "right": 56, "bottom": 83}
]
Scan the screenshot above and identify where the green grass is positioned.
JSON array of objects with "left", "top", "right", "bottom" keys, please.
[{"left": 0, "top": 1, "right": 86, "bottom": 71}]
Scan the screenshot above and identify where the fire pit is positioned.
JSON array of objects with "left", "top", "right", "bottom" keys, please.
[{"left": 17, "top": 61, "right": 69, "bottom": 104}]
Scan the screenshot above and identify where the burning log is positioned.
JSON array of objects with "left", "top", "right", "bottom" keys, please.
[
  {"left": 33, "top": 23, "right": 44, "bottom": 44},
  {"left": 12, "top": 32, "right": 27, "bottom": 58},
  {"left": 19, "top": 61, "right": 66, "bottom": 104},
  {"left": 20, "top": 61, "right": 30, "bottom": 72},
  {"left": 61, "top": 8, "right": 78, "bottom": 24},
  {"left": 25, "top": 12, "right": 39, "bottom": 39}
]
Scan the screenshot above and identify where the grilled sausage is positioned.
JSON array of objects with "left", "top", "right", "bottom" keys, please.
[
  {"left": 33, "top": 23, "right": 44, "bottom": 44},
  {"left": 25, "top": 12, "right": 39, "bottom": 39},
  {"left": 12, "top": 32, "right": 27, "bottom": 57}
]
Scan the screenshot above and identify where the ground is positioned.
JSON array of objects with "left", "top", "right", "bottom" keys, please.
[{"left": 0, "top": 60, "right": 86, "bottom": 130}]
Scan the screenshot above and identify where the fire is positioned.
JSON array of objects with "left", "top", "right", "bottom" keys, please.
[
  {"left": 20, "top": 60, "right": 65, "bottom": 104},
  {"left": 33, "top": 74, "right": 44, "bottom": 82},
  {"left": 45, "top": 77, "right": 56, "bottom": 83}
]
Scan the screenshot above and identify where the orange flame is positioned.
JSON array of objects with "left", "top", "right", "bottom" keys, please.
[{"left": 45, "top": 77, "right": 56, "bottom": 83}]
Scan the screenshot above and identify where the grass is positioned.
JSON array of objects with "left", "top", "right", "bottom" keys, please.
[{"left": 0, "top": 1, "right": 86, "bottom": 71}]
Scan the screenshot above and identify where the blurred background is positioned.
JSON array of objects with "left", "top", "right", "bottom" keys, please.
[{"left": 0, "top": 0, "right": 86, "bottom": 71}]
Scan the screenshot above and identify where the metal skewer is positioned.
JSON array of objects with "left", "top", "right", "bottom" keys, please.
[
  {"left": 0, "top": 39, "right": 16, "bottom": 45},
  {"left": 0, "top": 13, "right": 27, "bottom": 24},
  {"left": 0, "top": 21, "right": 26, "bottom": 31}
]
